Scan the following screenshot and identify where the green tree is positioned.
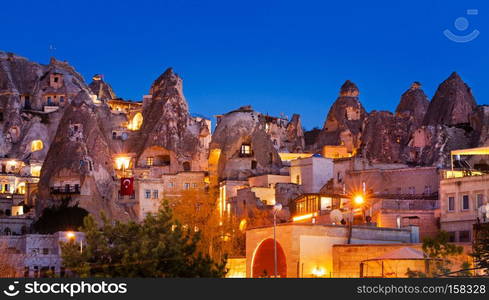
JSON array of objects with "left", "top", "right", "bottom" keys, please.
[
  {"left": 407, "top": 231, "right": 464, "bottom": 278},
  {"left": 472, "top": 223, "right": 489, "bottom": 275},
  {"left": 60, "top": 202, "right": 227, "bottom": 277},
  {"left": 171, "top": 189, "right": 244, "bottom": 261}
]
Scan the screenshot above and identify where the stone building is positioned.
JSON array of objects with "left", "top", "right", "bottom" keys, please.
[
  {"left": 0, "top": 231, "right": 84, "bottom": 277},
  {"left": 290, "top": 155, "right": 333, "bottom": 193},
  {"left": 246, "top": 223, "right": 417, "bottom": 278},
  {"left": 440, "top": 146, "right": 489, "bottom": 242}
]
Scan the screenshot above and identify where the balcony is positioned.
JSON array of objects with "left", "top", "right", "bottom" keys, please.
[
  {"left": 372, "top": 199, "right": 439, "bottom": 210},
  {"left": 442, "top": 169, "right": 486, "bottom": 179},
  {"left": 50, "top": 185, "right": 80, "bottom": 194}
]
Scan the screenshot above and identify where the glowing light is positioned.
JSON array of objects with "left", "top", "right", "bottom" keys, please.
[
  {"left": 292, "top": 213, "right": 316, "bottom": 222},
  {"left": 311, "top": 267, "right": 326, "bottom": 277},
  {"left": 16, "top": 182, "right": 26, "bottom": 194},
  {"left": 30, "top": 140, "right": 44, "bottom": 152},
  {"left": 115, "top": 156, "right": 131, "bottom": 170},
  {"left": 278, "top": 152, "right": 312, "bottom": 162},
  {"left": 353, "top": 194, "right": 365, "bottom": 206},
  {"left": 66, "top": 231, "right": 75, "bottom": 239},
  {"left": 126, "top": 112, "right": 143, "bottom": 131},
  {"left": 239, "top": 219, "right": 247, "bottom": 232},
  {"left": 31, "top": 166, "right": 42, "bottom": 177}
]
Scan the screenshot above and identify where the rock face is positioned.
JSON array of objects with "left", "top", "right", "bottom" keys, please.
[
  {"left": 88, "top": 74, "right": 116, "bottom": 101},
  {"left": 361, "top": 111, "right": 413, "bottom": 164},
  {"left": 395, "top": 82, "right": 429, "bottom": 127},
  {"left": 315, "top": 80, "right": 367, "bottom": 153},
  {"left": 470, "top": 105, "right": 489, "bottom": 146},
  {"left": 316, "top": 75, "right": 485, "bottom": 168},
  {"left": 38, "top": 91, "right": 128, "bottom": 220},
  {"left": 0, "top": 52, "right": 92, "bottom": 162},
  {"left": 128, "top": 68, "right": 209, "bottom": 172},
  {"left": 25, "top": 61, "right": 210, "bottom": 220},
  {"left": 210, "top": 106, "right": 284, "bottom": 181},
  {"left": 282, "top": 114, "right": 305, "bottom": 152},
  {"left": 361, "top": 83, "right": 429, "bottom": 164},
  {"left": 423, "top": 72, "right": 477, "bottom": 126}
]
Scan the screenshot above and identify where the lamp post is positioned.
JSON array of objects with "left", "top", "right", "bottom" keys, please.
[
  {"left": 66, "top": 231, "right": 82, "bottom": 253},
  {"left": 347, "top": 194, "right": 365, "bottom": 244},
  {"left": 272, "top": 203, "right": 282, "bottom": 278}
]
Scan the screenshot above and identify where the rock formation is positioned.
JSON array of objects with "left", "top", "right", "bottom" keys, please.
[
  {"left": 128, "top": 68, "right": 209, "bottom": 172},
  {"left": 423, "top": 72, "right": 477, "bottom": 126},
  {"left": 360, "top": 111, "right": 413, "bottom": 164},
  {"left": 395, "top": 82, "right": 429, "bottom": 127},
  {"left": 0, "top": 52, "right": 92, "bottom": 162},
  {"left": 88, "top": 74, "right": 116, "bottom": 101},
  {"left": 210, "top": 105, "right": 284, "bottom": 181},
  {"left": 315, "top": 75, "right": 485, "bottom": 168},
  {"left": 315, "top": 80, "right": 367, "bottom": 153},
  {"left": 38, "top": 90, "right": 128, "bottom": 220}
]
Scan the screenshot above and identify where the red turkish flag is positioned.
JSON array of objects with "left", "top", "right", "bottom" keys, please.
[{"left": 120, "top": 177, "right": 134, "bottom": 196}]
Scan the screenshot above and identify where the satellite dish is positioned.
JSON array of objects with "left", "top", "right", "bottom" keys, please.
[
  {"left": 330, "top": 209, "right": 343, "bottom": 225},
  {"left": 121, "top": 132, "right": 128, "bottom": 141}
]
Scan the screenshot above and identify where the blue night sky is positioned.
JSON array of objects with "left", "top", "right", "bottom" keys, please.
[{"left": 1, "top": 0, "right": 488, "bottom": 129}]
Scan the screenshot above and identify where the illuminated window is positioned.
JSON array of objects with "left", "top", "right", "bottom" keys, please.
[
  {"left": 115, "top": 157, "right": 130, "bottom": 170},
  {"left": 320, "top": 197, "right": 332, "bottom": 210},
  {"left": 146, "top": 157, "right": 154, "bottom": 166},
  {"left": 184, "top": 183, "right": 190, "bottom": 190},
  {"left": 31, "top": 166, "right": 41, "bottom": 177},
  {"left": 17, "top": 183, "right": 26, "bottom": 194},
  {"left": 31, "top": 140, "right": 44, "bottom": 152},
  {"left": 240, "top": 144, "right": 252, "bottom": 157}
]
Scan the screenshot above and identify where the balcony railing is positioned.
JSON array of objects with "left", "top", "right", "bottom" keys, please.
[
  {"left": 442, "top": 169, "right": 487, "bottom": 179},
  {"left": 118, "top": 191, "right": 136, "bottom": 199},
  {"left": 372, "top": 199, "right": 440, "bottom": 210},
  {"left": 50, "top": 186, "right": 80, "bottom": 194}
]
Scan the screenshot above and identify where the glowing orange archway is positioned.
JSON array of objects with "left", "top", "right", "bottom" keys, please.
[{"left": 252, "top": 238, "right": 287, "bottom": 278}]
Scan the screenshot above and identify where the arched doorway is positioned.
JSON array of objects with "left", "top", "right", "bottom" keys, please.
[
  {"left": 252, "top": 238, "right": 287, "bottom": 278},
  {"left": 128, "top": 112, "right": 143, "bottom": 131}
]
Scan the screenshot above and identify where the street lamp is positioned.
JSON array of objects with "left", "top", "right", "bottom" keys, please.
[
  {"left": 66, "top": 231, "right": 83, "bottom": 253},
  {"left": 272, "top": 203, "right": 282, "bottom": 278},
  {"left": 353, "top": 194, "right": 365, "bottom": 206},
  {"left": 66, "top": 231, "right": 75, "bottom": 239},
  {"left": 348, "top": 194, "right": 366, "bottom": 244}
]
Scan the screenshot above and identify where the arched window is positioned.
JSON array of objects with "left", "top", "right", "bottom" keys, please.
[
  {"left": 4, "top": 227, "right": 11, "bottom": 235},
  {"left": 31, "top": 140, "right": 44, "bottom": 152}
]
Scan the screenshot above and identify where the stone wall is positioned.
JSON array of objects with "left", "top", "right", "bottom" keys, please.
[
  {"left": 246, "top": 223, "right": 414, "bottom": 278},
  {"left": 332, "top": 243, "right": 473, "bottom": 278}
]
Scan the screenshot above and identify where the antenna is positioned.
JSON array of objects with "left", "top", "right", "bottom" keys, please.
[{"left": 48, "top": 44, "right": 57, "bottom": 57}]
